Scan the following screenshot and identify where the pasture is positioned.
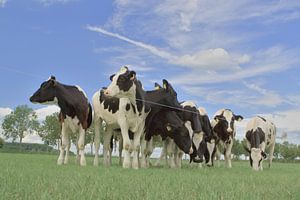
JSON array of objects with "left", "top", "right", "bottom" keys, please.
[{"left": 0, "top": 153, "right": 299, "bottom": 200}]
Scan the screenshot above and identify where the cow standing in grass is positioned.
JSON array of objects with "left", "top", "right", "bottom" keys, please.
[
  {"left": 93, "top": 66, "right": 182, "bottom": 169},
  {"left": 211, "top": 109, "right": 243, "bottom": 168},
  {"left": 244, "top": 116, "right": 276, "bottom": 171},
  {"left": 30, "top": 76, "right": 92, "bottom": 166}
]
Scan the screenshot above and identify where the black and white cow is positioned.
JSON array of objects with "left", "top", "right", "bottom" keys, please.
[
  {"left": 30, "top": 76, "right": 92, "bottom": 166},
  {"left": 198, "top": 107, "right": 216, "bottom": 167},
  {"left": 244, "top": 116, "right": 276, "bottom": 171},
  {"left": 93, "top": 66, "right": 182, "bottom": 169},
  {"left": 154, "top": 102, "right": 208, "bottom": 168},
  {"left": 144, "top": 110, "right": 193, "bottom": 168},
  {"left": 211, "top": 109, "right": 243, "bottom": 168}
]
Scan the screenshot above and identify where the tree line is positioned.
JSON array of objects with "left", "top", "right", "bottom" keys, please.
[{"left": 1, "top": 105, "right": 299, "bottom": 161}]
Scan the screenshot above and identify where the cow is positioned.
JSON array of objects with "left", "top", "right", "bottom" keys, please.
[
  {"left": 144, "top": 110, "right": 193, "bottom": 168},
  {"left": 29, "top": 76, "right": 92, "bottom": 166},
  {"left": 198, "top": 107, "right": 216, "bottom": 167},
  {"left": 211, "top": 109, "right": 243, "bottom": 168},
  {"left": 155, "top": 106, "right": 216, "bottom": 168},
  {"left": 92, "top": 66, "right": 182, "bottom": 169},
  {"left": 244, "top": 116, "right": 276, "bottom": 171}
]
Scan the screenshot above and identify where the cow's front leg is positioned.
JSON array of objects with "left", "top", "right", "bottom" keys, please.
[
  {"left": 57, "top": 123, "right": 67, "bottom": 165},
  {"left": 103, "top": 127, "right": 113, "bottom": 167},
  {"left": 225, "top": 140, "right": 233, "bottom": 168},
  {"left": 155, "top": 142, "right": 167, "bottom": 167},
  {"left": 78, "top": 127, "right": 86, "bottom": 166},
  {"left": 119, "top": 119, "right": 131, "bottom": 168},
  {"left": 118, "top": 137, "right": 123, "bottom": 166},
  {"left": 93, "top": 117, "right": 102, "bottom": 166}
]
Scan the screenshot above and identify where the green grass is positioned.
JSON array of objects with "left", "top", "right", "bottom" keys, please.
[{"left": 0, "top": 153, "right": 299, "bottom": 200}]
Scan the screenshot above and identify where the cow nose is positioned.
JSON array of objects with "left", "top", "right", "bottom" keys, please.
[
  {"left": 193, "top": 156, "right": 203, "bottom": 163},
  {"left": 227, "top": 128, "right": 233, "bottom": 133}
]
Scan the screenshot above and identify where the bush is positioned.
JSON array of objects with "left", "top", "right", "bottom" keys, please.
[{"left": 0, "top": 137, "right": 4, "bottom": 148}]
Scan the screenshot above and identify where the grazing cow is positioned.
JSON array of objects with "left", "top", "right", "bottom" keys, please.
[
  {"left": 178, "top": 101, "right": 205, "bottom": 163},
  {"left": 93, "top": 66, "right": 181, "bottom": 169},
  {"left": 154, "top": 102, "right": 209, "bottom": 168},
  {"left": 30, "top": 76, "right": 92, "bottom": 166},
  {"left": 244, "top": 116, "right": 276, "bottom": 171},
  {"left": 144, "top": 110, "right": 193, "bottom": 168},
  {"left": 211, "top": 109, "right": 243, "bottom": 168},
  {"left": 198, "top": 107, "right": 216, "bottom": 167}
]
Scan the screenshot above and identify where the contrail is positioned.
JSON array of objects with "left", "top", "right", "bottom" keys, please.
[{"left": 86, "top": 25, "right": 176, "bottom": 61}]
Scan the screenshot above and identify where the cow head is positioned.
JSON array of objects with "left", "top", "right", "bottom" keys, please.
[
  {"left": 163, "top": 111, "right": 192, "bottom": 154},
  {"left": 214, "top": 109, "right": 243, "bottom": 137},
  {"left": 105, "top": 66, "right": 137, "bottom": 99},
  {"left": 153, "top": 80, "right": 181, "bottom": 109},
  {"left": 249, "top": 148, "right": 267, "bottom": 171},
  {"left": 30, "top": 76, "right": 58, "bottom": 105}
]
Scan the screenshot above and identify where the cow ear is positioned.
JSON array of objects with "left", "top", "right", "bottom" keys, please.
[
  {"left": 234, "top": 115, "right": 243, "bottom": 121},
  {"left": 154, "top": 83, "right": 162, "bottom": 90},
  {"left": 130, "top": 71, "right": 136, "bottom": 81},
  {"left": 214, "top": 115, "right": 224, "bottom": 122},
  {"left": 110, "top": 74, "right": 115, "bottom": 81},
  {"left": 162, "top": 79, "right": 169, "bottom": 90}
]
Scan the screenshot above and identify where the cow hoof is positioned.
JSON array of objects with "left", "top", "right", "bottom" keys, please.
[{"left": 57, "top": 158, "right": 64, "bottom": 165}]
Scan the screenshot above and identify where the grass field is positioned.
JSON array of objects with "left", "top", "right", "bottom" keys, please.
[{"left": 0, "top": 153, "right": 299, "bottom": 200}]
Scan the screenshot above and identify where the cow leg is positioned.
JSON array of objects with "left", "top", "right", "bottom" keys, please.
[
  {"left": 118, "top": 136, "right": 123, "bottom": 166},
  {"left": 206, "top": 139, "right": 216, "bottom": 167},
  {"left": 64, "top": 137, "right": 71, "bottom": 164},
  {"left": 77, "top": 127, "right": 86, "bottom": 166},
  {"left": 93, "top": 117, "right": 102, "bottom": 166},
  {"left": 57, "top": 123, "right": 68, "bottom": 165},
  {"left": 140, "top": 137, "right": 148, "bottom": 168},
  {"left": 146, "top": 138, "right": 154, "bottom": 167},
  {"left": 118, "top": 119, "right": 131, "bottom": 169},
  {"left": 166, "top": 139, "right": 176, "bottom": 168},
  {"left": 225, "top": 140, "right": 233, "bottom": 168},
  {"left": 132, "top": 128, "right": 143, "bottom": 170},
  {"left": 103, "top": 126, "right": 113, "bottom": 167},
  {"left": 268, "top": 142, "right": 275, "bottom": 168},
  {"left": 215, "top": 146, "right": 221, "bottom": 167},
  {"left": 175, "top": 149, "right": 183, "bottom": 168},
  {"left": 155, "top": 141, "right": 166, "bottom": 167}
]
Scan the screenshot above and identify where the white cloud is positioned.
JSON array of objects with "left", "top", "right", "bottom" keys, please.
[
  {"left": 35, "top": 105, "right": 60, "bottom": 121},
  {"left": 87, "top": 25, "right": 175, "bottom": 61},
  {"left": 171, "top": 48, "right": 249, "bottom": 70},
  {"left": 38, "top": 0, "right": 76, "bottom": 6},
  {"left": 0, "top": 0, "right": 7, "bottom": 8}
]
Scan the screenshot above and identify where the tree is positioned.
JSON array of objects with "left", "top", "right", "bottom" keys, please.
[
  {"left": 38, "top": 113, "right": 61, "bottom": 149},
  {"left": 0, "top": 137, "right": 4, "bottom": 148},
  {"left": 2, "top": 105, "right": 39, "bottom": 143},
  {"left": 231, "top": 139, "right": 244, "bottom": 160}
]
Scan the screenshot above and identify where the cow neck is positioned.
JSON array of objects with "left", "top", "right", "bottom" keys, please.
[
  {"left": 133, "top": 80, "right": 148, "bottom": 114},
  {"left": 54, "top": 83, "right": 80, "bottom": 118}
]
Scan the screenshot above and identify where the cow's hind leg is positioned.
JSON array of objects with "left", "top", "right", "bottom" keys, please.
[
  {"left": 78, "top": 127, "right": 86, "bottom": 166},
  {"left": 268, "top": 142, "right": 275, "bottom": 168},
  {"left": 93, "top": 117, "right": 102, "bottom": 166},
  {"left": 103, "top": 126, "right": 113, "bottom": 167},
  {"left": 132, "top": 128, "right": 143, "bottom": 169},
  {"left": 64, "top": 137, "right": 71, "bottom": 164}
]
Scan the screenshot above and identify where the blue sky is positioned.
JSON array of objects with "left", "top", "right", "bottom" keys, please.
[{"left": 1, "top": 0, "right": 300, "bottom": 143}]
